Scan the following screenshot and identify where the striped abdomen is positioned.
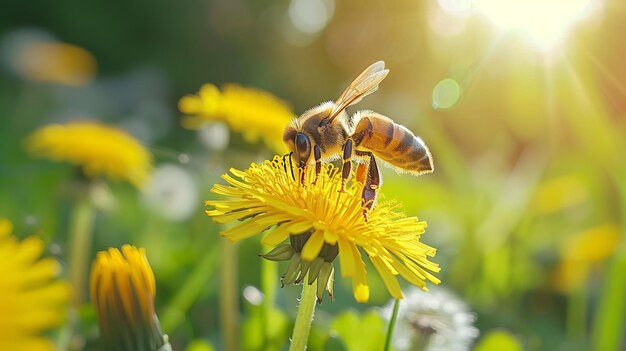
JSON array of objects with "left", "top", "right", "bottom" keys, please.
[{"left": 352, "top": 113, "right": 433, "bottom": 174}]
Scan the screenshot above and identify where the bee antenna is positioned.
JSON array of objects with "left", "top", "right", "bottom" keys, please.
[
  {"left": 288, "top": 152, "right": 295, "bottom": 181},
  {"left": 282, "top": 152, "right": 295, "bottom": 181},
  {"left": 282, "top": 153, "right": 289, "bottom": 174}
]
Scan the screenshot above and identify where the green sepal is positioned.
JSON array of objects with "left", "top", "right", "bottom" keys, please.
[
  {"left": 281, "top": 253, "right": 301, "bottom": 286},
  {"left": 259, "top": 244, "right": 295, "bottom": 262}
]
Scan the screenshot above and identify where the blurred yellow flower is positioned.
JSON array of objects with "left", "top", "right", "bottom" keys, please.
[
  {"left": 26, "top": 121, "right": 152, "bottom": 187},
  {"left": 562, "top": 225, "right": 620, "bottom": 263},
  {"left": 14, "top": 41, "right": 97, "bottom": 86},
  {"left": 0, "top": 218, "right": 69, "bottom": 351},
  {"left": 90, "top": 245, "right": 171, "bottom": 351},
  {"left": 206, "top": 156, "right": 440, "bottom": 303},
  {"left": 179, "top": 83, "right": 295, "bottom": 153},
  {"left": 553, "top": 225, "right": 620, "bottom": 292},
  {"left": 531, "top": 174, "right": 589, "bottom": 215}
]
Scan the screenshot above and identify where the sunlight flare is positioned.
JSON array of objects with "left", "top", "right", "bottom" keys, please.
[
  {"left": 474, "top": 0, "right": 600, "bottom": 51},
  {"left": 437, "top": 0, "right": 602, "bottom": 51}
]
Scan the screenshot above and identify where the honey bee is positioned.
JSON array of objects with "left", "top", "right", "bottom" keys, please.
[{"left": 283, "top": 61, "right": 433, "bottom": 215}]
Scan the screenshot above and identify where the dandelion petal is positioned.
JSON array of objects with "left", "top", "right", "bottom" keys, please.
[{"left": 301, "top": 230, "right": 325, "bottom": 261}]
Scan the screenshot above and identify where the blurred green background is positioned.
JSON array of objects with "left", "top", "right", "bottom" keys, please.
[{"left": 1, "top": 0, "right": 626, "bottom": 350}]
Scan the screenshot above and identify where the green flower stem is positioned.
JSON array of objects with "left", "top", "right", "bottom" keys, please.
[
  {"left": 161, "top": 245, "right": 218, "bottom": 331},
  {"left": 592, "top": 174, "right": 626, "bottom": 351},
  {"left": 220, "top": 240, "right": 239, "bottom": 351},
  {"left": 289, "top": 278, "right": 317, "bottom": 351},
  {"left": 384, "top": 299, "right": 400, "bottom": 351},
  {"left": 592, "top": 250, "right": 626, "bottom": 350},
  {"left": 566, "top": 280, "right": 588, "bottom": 340},
  {"left": 261, "top": 248, "right": 278, "bottom": 350},
  {"left": 68, "top": 192, "right": 95, "bottom": 308}
]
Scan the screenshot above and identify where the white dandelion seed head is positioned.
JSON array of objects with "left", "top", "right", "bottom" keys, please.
[
  {"left": 382, "top": 286, "right": 479, "bottom": 351},
  {"left": 198, "top": 122, "right": 230, "bottom": 151},
  {"left": 142, "top": 164, "right": 198, "bottom": 221}
]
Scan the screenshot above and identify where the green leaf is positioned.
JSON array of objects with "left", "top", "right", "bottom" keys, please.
[
  {"left": 331, "top": 310, "right": 386, "bottom": 351},
  {"left": 474, "top": 329, "right": 522, "bottom": 351},
  {"left": 185, "top": 339, "right": 216, "bottom": 351},
  {"left": 241, "top": 304, "right": 289, "bottom": 351}
]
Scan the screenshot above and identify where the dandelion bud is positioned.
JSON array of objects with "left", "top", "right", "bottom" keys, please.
[{"left": 90, "top": 245, "right": 171, "bottom": 351}]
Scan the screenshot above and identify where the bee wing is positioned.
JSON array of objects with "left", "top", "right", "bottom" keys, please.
[{"left": 327, "top": 61, "right": 389, "bottom": 124}]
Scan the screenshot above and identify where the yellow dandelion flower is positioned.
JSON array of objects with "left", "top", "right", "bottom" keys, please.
[
  {"left": 26, "top": 121, "right": 153, "bottom": 187},
  {"left": 531, "top": 174, "right": 589, "bottom": 215},
  {"left": 206, "top": 157, "right": 440, "bottom": 303},
  {"left": 553, "top": 225, "right": 620, "bottom": 292},
  {"left": 562, "top": 225, "right": 620, "bottom": 263},
  {"left": 0, "top": 218, "right": 69, "bottom": 351},
  {"left": 179, "top": 83, "right": 295, "bottom": 153},
  {"left": 14, "top": 41, "right": 97, "bottom": 86},
  {"left": 90, "top": 245, "right": 171, "bottom": 351}
]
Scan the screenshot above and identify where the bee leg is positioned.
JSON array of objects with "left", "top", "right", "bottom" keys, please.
[
  {"left": 340, "top": 139, "right": 353, "bottom": 192},
  {"left": 300, "top": 165, "right": 306, "bottom": 185},
  {"left": 355, "top": 151, "right": 380, "bottom": 220},
  {"left": 313, "top": 145, "right": 322, "bottom": 185}
]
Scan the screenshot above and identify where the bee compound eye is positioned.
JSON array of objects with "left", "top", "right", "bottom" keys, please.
[
  {"left": 294, "top": 133, "right": 311, "bottom": 160},
  {"left": 295, "top": 133, "right": 309, "bottom": 153}
]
